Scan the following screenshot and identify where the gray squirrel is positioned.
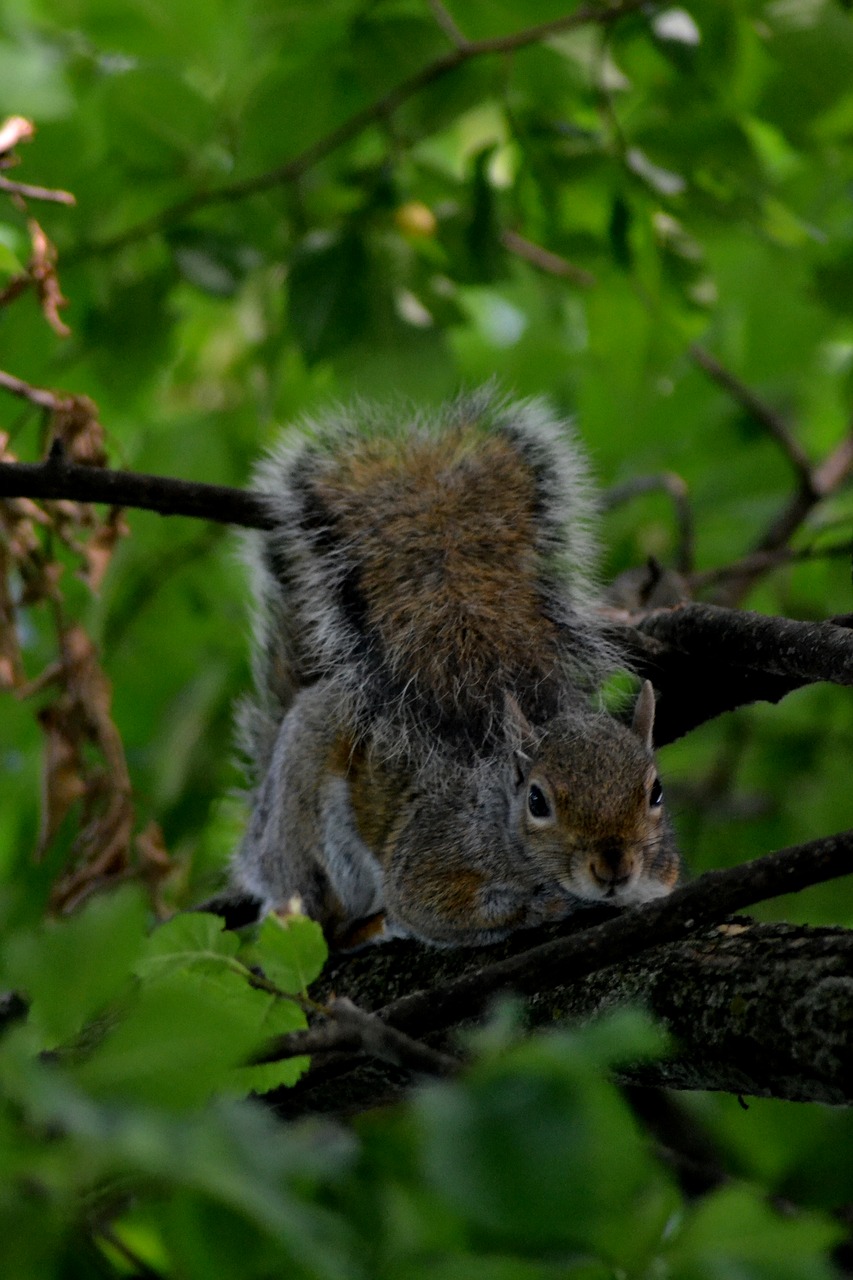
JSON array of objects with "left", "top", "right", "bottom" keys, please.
[{"left": 231, "top": 388, "right": 681, "bottom": 946}]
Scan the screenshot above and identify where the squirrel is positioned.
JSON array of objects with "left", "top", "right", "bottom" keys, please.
[{"left": 230, "top": 387, "right": 681, "bottom": 946}]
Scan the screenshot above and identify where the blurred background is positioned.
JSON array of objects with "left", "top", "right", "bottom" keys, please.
[{"left": 2, "top": 0, "right": 853, "bottom": 1257}]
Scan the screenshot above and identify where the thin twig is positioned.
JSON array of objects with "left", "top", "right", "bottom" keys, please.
[
  {"left": 500, "top": 229, "right": 597, "bottom": 288},
  {"left": 255, "top": 996, "right": 459, "bottom": 1077},
  {"left": 68, "top": 0, "right": 647, "bottom": 262},
  {"left": 0, "top": 175, "right": 75, "bottom": 205},
  {"left": 0, "top": 369, "right": 75, "bottom": 414},
  {"left": 688, "top": 344, "right": 853, "bottom": 606},
  {"left": 712, "top": 426, "right": 853, "bottom": 607},
  {"left": 690, "top": 538, "right": 853, "bottom": 591},
  {"left": 426, "top": 0, "right": 471, "bottom": 49},
  {"left": 0, "top": 455, "right": 271, "bottom": 528},
  {"left": 0, "top": 274, "right": 32, "bottom": 308},
  {"left": 604, "top": 472, "right": 694, "bottom": 573},
  {"left": 689, "top": 343, "right": 812, "bottom": 482}
]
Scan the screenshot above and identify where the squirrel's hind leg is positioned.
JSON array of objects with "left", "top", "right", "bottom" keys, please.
[{"left": 231, "top": 679, "right": 384, "bottom": 932}]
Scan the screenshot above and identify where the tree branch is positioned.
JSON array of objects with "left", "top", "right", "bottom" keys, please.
[
  {"left": 0, "top": 175, "right": 75, "bottom": 205},
  {"left": 0, "top": 454, "right": 271, "bottom": 528},
  {"left": 353, "top": 828, "right": 853, "bottom": 1034},
  {"left": 622, "top": 603, "right": 853, "bottom": 741},
  {"left": 711, "top": 423, "right": 853, "bottom": 607},
  {"left": 251, "top": 827, "right": 853, "bottom": 1115},
  {"left": 689, "top": 539, "right": 853, "bottom": 593},
  {"left": 688, "top": 343, "right": 812, "bottom": 482},
  {"left": 634, "top": 602, "right": 853, "bottom": 687},
  {"left": 4, "top": 457, "right": 852, "bottom": 737},
  {"left": 0, "top": 369, "right": 78, "bottom": 414},
  {"left": 604, "top": 472, "right": 695, "bottom": 574},
  {"left": 500, "top": 229, "right": 597, "bottom": 289},
  {"left": 279, "top": 919, "right": 853, "bottom": 1115}
]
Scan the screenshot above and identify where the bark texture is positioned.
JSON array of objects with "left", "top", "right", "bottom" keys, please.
[{"left": 268, "top": 915, "right": 853, "bottom": 1118}]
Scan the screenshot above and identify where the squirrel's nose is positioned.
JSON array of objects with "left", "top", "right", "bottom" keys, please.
[{"left": 590, "top": 843, "right": 632, "bottom": 889}]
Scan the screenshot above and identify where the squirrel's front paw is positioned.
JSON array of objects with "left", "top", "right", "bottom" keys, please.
[{"left": 524, "top": 882, "right": 581, "bottom": 924}]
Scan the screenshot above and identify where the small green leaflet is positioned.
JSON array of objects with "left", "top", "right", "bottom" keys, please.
[{"left": 250, "top": 913, "right": 328, "bottom": 996}]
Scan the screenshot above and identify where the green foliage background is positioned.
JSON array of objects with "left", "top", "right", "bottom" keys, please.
[{"left": 1, "top": 0, "right": 853, "bottom": 1274}]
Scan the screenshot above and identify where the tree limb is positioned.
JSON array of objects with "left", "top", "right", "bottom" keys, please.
[
  {"left": 689, "top": 343, "right": 812, "bottom": 482},
  {"left": 252, "top": 828, "right": 853, "bottom": 1115},
  {"left": 623, "top": 604, "right": 853, "bottom": 742},
  {"left": 0, "top": 454, "right": 271, "bottom": 528},
  {"left": 0, "top": 175, "right": 75, "bottom": 205},
  {"left": 270, "top": 918, "right": 853, "bottom": 1116}
]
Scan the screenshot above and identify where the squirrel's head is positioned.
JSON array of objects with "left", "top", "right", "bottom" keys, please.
[{"left": 504, "top": 682, "right": 680, "bottom": 906}]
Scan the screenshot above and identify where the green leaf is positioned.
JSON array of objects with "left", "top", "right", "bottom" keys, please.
[
  {"left": 136, "top": 910, "right": 242, "bottom": 980},
  {"left": 0, "top": 242, "right": 23, "bottom": 276},
  {"left": 463, "top": 147, "right": 505, "bottom": 284},
  {"left": 249, "top": 913, "right": 328, "bottom": 995},
  {"left": 287, "top": 232, "right": 374, "bottom": 363},
  {"left": 666, "top": 1183, "right": 842, "bottom": 1279},
  {"left": 232, "top": 995, "right": 309, "bottom": 1096},
  {"left": 415, "top": 1018, "right": 672, "bottom": 1261},
  {"left": 71, "top": 966, "right": 283, "bottom": 1108},
  {"left": 3, "top": 886, "right": 149, "bottom": 1049}
]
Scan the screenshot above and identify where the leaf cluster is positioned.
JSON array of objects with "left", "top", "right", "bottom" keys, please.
[{"left": 0, "top": 899, "right": 845, "bottom": 1280}]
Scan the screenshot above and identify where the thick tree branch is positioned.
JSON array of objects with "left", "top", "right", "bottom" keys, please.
[
  {"left": 272, "top": 919, "right": 853, "bottom": 1115},
  {"left": 623, "top": 603, "right": 853, "bottom": 742},
  {"left": 374, "top": 828, "right": 853, "bottom": 1035},
  {"left": 252, "top": 827, "right": 853, "bottom": 1115},
  {"left": 634, "top": 603, "right": 853, "bottom": 686},
  {"left": 5, "top": 455, "right": 853, "bottom": 738}
]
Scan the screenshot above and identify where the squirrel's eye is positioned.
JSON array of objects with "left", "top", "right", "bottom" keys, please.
[
  {"left": 649, "top": 777, "right": 664, "bottom": 808},
  {"left": 528, "top": 784, "right": 550, "bottom": 819}
]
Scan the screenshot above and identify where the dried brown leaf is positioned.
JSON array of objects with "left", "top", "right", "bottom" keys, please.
[
  {"left": 136, "top": 820, "right": 171, "bottom": 874},
  {"left": 5, "top": 495, "right": 53, "bottom": 529},
  {"left": 60, "top": 626, "right": 130, "bottom": 787},
  {"left": 0, "top": 543, "right": 24, "bottom": 689},
  {"left": 33, "top": 629, "right": 138, "bottom": 904},
  {"left": 83, "top": 507, "right": 130, "bottom": 593},
  {"left": 36, "top": 702, "right": 88, "bottom": 857},
  {"left": 50, "top": 394, "right": 107, "bottom": 467},
  {"left": 18, "top": 556, "right": 64, "bottom": 608},
  {"left": 28, "top": 218, "right": 69, "bottom": 338}
]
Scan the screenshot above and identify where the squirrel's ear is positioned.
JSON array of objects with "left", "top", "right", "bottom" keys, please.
[
  {"left": 503, "top": 692, "right": 535, "bottom": 786},
  {"left": 503, "top": 691, "right": 536, "bottom": 750},
  {"left": 631, "top": 680, "right": 656, "bottom": 750}
]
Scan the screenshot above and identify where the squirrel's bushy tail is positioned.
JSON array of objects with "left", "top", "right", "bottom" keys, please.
[{"left": 239, "top": 387, "right": 622, "bottom": 775}]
